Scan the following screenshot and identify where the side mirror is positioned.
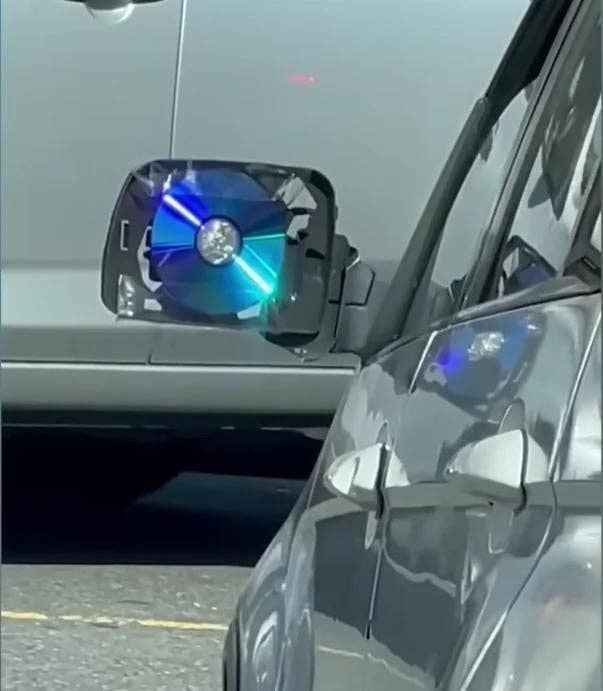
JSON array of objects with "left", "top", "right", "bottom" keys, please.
[{"left": 101, "top": 160, "right": 365, "bottom": 357}]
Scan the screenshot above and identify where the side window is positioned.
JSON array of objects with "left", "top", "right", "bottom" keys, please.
[
  {"left": 405, "top": 85, "right": 535, "bottom": 331},
  {"left": 431, "top": 92, "right": 531, "bottom": 290},
  {"left": 491, "top": 10, "right": 601, "bottom": 298},
  {"left": 560, "top": 327, "right": 601, "bottom": 481}
]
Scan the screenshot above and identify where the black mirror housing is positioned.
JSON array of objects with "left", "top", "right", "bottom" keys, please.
[{"left": 101, "top": 160, "right": 345, "bottom": 346}]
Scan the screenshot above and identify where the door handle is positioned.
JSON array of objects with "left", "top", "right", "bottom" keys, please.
[
  {"left": 65, "top": 0, "right": 165, "bottom": 7},
  {"left": 445, "top": 429, "right": 526, "bottom": 508},
  {"left": 323, "top": 443, "right": 385, "bottom": 512}
]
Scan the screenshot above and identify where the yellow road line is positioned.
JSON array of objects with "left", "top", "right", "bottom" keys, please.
[
  {"left": 2, "top": 611, "right": 49, "bottom": 622},
  {"left": 137, "top": 618, "right": 228, "bottom": 632},
  {"left": 1, "top": 610, "right": 228, "bottom": 633},
  {"left": 317, "top": 644, "right": 364, "bottom": 660}
]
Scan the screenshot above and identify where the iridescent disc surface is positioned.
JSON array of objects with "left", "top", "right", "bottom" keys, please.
[{"left": 150, "top": 168, "right": 287, "bottom": 316}]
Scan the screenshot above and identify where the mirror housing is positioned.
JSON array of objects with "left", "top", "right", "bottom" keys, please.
[{"left": 101, "top": 160, "right": 369, "bottom": 358}]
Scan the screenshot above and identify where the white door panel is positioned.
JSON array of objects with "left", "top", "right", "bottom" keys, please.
[
  {"left": 174, "top": 0, "right": 528, "bottom": 268},
  {"left": 164, "top": 0, "right": 527, "bottom": 368},
  {"left": 1, "top": 0, "right": 182, "bottom": 362}
]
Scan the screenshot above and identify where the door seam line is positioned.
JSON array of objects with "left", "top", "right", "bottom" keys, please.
[{"left": 169, "top": 0, "right": 188, "bottom": 157}]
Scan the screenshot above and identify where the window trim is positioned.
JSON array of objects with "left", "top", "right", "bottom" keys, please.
[
  {"left": 461, "top": 0, "right": 597, "bottom": 308},
  {"left": 406, "top": 89, "right": 542, "bottom": 330},
  {"left": 551, "top": 308, "right": 601, "bottom": 482},
  {"left": 564, "top": 164, "right": 601, "bottom": 280}
]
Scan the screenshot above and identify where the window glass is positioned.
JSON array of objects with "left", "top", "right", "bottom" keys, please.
[
  {"left": 430, "top": 93, "right": 530, "bottom": 289},
  {"left": 405, "top": 86, "right": 534, "bottom": 329},
  {"left": 494, "top": 13, "right": 601, "bottom": 297}
]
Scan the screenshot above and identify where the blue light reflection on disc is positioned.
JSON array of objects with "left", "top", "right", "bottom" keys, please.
[{"left": 150, "top": 169, "right": 288, "bottom": 316}]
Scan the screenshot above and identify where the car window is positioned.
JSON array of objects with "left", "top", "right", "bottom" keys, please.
[
  {"left": 404, "top": 86, "right": 535, "bottom": 331},
  {"left": 430, "top": 93, "right": 531, "bottom": 291},
  {"left": 490, "top": 9, "right": 601, "bottom": 298}
]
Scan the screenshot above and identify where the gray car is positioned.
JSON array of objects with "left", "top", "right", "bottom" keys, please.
[{"left": 214, "top": 0, "right": 600, "bottom": 688}]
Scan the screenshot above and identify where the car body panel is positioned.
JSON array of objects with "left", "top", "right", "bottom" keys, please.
[
  {"left": 1, "top": 361, "right": 355, "bottom": 417},
  {"left": 232, "top": 333, "right": 429, "bottom": 690},
  {"left": 462, "top": 510, "right": 601, "bottom": 691},
  {"left": 1, "top": 0, "right": 530, "bottom": 418},
  {"left": 147, "top": 324, "right": 359, "bottom": 368},
  {"left": 1, "top": 0, "right": 182, "bottom": 365},
  {"left": 308, "top": 335, "right": 429, "bottom": 690},
  {"left": 367, "top": 293, "right": 599, "bottom": 691},
  {"left": 459, "top": 318, "right": 600, "bottom": 691},
  {"left": 228, "top": 0, "right": 601, "bottom": 687},
  {"left": 232, "top": 292, "right": 600, "bottom": 691},
  {"left": 173, "top": 0, "right": 527, "bottom": 276}
]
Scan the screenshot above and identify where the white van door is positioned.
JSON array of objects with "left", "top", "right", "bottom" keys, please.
[
  {"left": 1, "top": 0, "right": 182, "bottom": 363},
  {"left": 161, "top": 0, "right": 528, "bottom": 367}
]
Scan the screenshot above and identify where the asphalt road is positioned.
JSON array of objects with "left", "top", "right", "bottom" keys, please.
[{"left": 2, "top": 430, "right": 310, "bottom": 690}]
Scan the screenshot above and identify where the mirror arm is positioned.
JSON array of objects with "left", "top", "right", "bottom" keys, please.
[
  {"left": 333, "top": 257, "right": 377, "bottom": 355},
  {"left": 266, "top": 234, "right": 380, "bottom": 360},
  {"left": 264, "top": 234, "right": 363, "bottom": 360}
]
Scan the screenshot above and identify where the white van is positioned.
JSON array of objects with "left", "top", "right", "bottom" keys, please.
[{"left": 1, "top": 0, "right": 529, "bottom": 490}]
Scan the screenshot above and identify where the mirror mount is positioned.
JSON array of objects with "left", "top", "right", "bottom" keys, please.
[
  {"left": 265, "top": 234, "right": 358, "bottom": 359},
  {"left": 267, "top": 235, "right": 381, "bottom": 360}
]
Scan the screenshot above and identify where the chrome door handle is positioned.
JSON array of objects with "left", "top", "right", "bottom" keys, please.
[
  {"left": 445, "top": 429, "right": 526, "bottom": 508},
  {"left": 65, "top": 0, "right": 165, "bottom": 7},
  {"left": 324, "top": 443, "right": 385, "bottom": 512}
]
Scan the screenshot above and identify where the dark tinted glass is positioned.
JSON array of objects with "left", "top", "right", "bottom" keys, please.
[{"left": 494, "top": 13, "right": 601, "bottom": 297}]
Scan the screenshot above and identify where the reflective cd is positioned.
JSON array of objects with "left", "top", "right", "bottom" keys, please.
[{"left": 150, "top": 168, "right": 288, "bottom": 316}]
